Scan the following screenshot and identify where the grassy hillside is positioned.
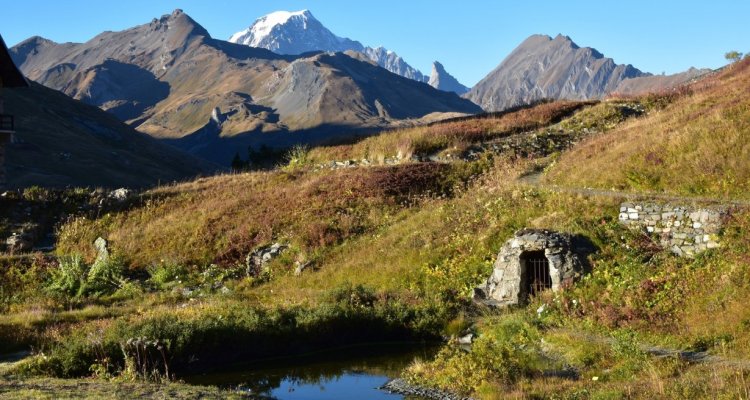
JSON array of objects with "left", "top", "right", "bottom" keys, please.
[
  {"left": 2, "top": 66, "right": 750, "bottom": 399},
  {"left": 546, "top": 58, "right": 750, "bottom": 199},
  {"left": 307, "top": 100, "right": 594, "bottom": 163}
]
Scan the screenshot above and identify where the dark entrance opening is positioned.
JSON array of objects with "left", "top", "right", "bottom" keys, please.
[{"left": 521, "top": 251, "right": 551, "bottom": 299}]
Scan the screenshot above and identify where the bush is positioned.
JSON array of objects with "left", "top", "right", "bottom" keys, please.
[
  {"left": 282, "top": 144, "right": 311, "bottom": 170},
  {"left": 47, "top": 255, "right": 87, "bottom": 300},
  {"left": 47, "top": 255, "right": 126, "bottom": 304},
  {"left": 147, "top": 262, "right": 191, "bottom": 290}
]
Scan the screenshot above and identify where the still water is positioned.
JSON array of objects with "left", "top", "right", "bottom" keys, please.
[{"left": 184, "top": 342, "right": 437, "bottom": 400}]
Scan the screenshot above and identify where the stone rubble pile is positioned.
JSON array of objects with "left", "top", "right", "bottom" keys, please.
[{"left": 245, "top": 242, "right": 287, "bottom": 277}]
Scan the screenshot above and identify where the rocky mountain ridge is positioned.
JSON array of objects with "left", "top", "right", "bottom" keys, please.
[
  {"left": 465, "top": 34, "right": 708, "bottom": 111},
  {"left": 11, "top": 9, "right": 481, "bottom": 164},
  {"left": 228, "top": 9, "right": 469, "bottom": 93},
  {"left": 465, "top": 34, "right": 647, "bottom": 111}
]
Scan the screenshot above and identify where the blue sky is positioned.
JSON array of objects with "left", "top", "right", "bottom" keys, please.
[{"left": 2, "top": 1, "right": 748, "bottom": 86}]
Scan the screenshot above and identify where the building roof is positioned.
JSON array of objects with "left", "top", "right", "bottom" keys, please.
[{"left": 0, "top": 34, "right": 29, "bottom": 88}]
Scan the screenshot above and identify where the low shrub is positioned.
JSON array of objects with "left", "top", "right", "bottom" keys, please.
[{"left": 46, "top": 255, "right": 127, "bottom": 305}]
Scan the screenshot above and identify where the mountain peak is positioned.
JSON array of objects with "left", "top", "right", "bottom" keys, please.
[
  {"left": 228, "top": 9, "right": 354, "bottom": 54},
  {"left": 467, "top": 34, "right": 647, "bottom": 111},
  {"left": 228, "top": 10, "right": 458, "bottom": 84},
  {"left": 153, "top": 8, "right": 211, "bottom": 39},
  {"left": 428, "top": 61, "right": 468, "bottom": 94},
  {"left": 552, "top": 33, "right": 579, "bottom": 49},
  {"left": 259, "top": 9, "right": 314, "bottom": 27}
]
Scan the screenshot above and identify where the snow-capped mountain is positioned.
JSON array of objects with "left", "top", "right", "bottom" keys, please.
[
  {"left": 228, "top": 9, "right": 466, "bottom": 92},
  {"left": 228, "top": 10, "right": 363, "bottom": 55}
]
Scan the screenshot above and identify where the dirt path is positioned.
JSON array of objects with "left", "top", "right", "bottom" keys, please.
[
  {"left": 518, "top": 170, "right": 750, "bottom": 207},
  {"left": 551, "top": 328, "right": 750, "bottom": 369}
]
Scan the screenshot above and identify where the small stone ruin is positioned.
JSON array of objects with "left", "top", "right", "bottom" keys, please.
[
  {"left": 618, "top": 202, "right": 727, "bottom": 257},
  {"left": 474, "top": 229, "right": 586, "bottom": 307}
]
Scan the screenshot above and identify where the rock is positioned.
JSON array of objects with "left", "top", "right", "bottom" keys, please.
[
  {"left": 6, "top": 233, "right": 32, "bottom": 254},
  {"left": 457, "top": 333, "right": 473, "bottom": 345},
  {"left": 246, "top": 242, "right": 287, "bottom": 277},
  {"left": 380, "top": 378, "right": 473, "bottom": 400},
  {"left": 1, "top": 191, "right": 20, "bottom": 200},
  {"left": 294, "top": 260, "right": 311, "bottom": 276},
  {"left": 107, "top": 188, "right": 132, "bottom": 203},
  {"left": 93, "top": 237, "right": 110, "bottom": 264}
]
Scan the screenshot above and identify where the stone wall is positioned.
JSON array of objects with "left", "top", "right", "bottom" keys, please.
[{"left": 618, "top": 202, "right": 727, "bottom": 257}]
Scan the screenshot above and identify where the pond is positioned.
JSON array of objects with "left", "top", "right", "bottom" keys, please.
[{"left": 183, "top": 342, "right": 438, "bottom": 400}]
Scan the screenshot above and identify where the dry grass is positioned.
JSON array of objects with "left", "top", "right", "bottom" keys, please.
[
  {"left": 56, "top": 163, "right": 472, "bottom": 269},
  {"left": 307, "top": 100, "right": 594, "bottom": 163},
  {"left": 546, "top": 58, "right": 750, "bottom": 199}
]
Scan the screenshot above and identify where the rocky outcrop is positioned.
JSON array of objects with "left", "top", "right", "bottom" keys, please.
[
  {"left": 428, "top": 61, "right": 468, "bottom": 94},
  {"left": 466, "top": 34, "right": 647, "bottom": 112},
  {"left": 473, "top": 229, "right": 585, "bottom": 307},
  {"left": 245, "top": 243, "right": 287, "bottom": 277},
  {"left": 362, "top": 46, "right": 426, "bottom": 82}
]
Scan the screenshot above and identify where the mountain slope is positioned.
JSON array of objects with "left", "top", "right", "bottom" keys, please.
[
  {"left": 612, "top": 67, "right": 712, "bottom": 96},
  {"left": 11, "top": 9, "right": 480, "bottom": 164},
  {"left": 466, "top": 34, "right": 647, "bottom": 111},
  {"left": 546, "top": 58, "right": 750, "bottom": 198},
  {"left": 428, "top": 61, "right": 468, "bottom": 94},
  {"left": 228, "top": 9, "right": 468, "bottom": 89},
  {"left": 3, "top": 82, "right": 216, "bottom": 188}
]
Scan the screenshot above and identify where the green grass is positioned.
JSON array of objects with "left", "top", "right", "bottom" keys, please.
[{"left": 2, "top": 67, "right": 750, "bottom": 398}]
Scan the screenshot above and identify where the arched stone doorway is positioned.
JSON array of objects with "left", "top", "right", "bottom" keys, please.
[{"left": 474, "top": 229, "right": 586, "bottom": 307}]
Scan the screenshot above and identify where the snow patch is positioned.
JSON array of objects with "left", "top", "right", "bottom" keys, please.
[{"left": 230, "top": 10, "right": 312, "bottom": 47}]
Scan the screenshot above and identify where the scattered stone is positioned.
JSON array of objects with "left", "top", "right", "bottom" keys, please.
[
  {"left": 93, "top": 237, "right": 110, "bottom": 264},
  {"left": 246, "top": 242, "right": 287, "bottom": 277},
  {"left": 380, "top": 378, "right": 474, "bottom": 400},
  {"left": 457, "top": 333, "right": 474, "bottom": 345},
  {"left": 294, "top": 260, "right": 311, "bottom": 276}
]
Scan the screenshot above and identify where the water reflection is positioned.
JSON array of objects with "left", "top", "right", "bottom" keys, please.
[{"left": 184, "top": 342, "right": 436, "bottom": 400}]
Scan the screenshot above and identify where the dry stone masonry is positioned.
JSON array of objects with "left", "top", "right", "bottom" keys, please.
[
  {"left": 474, "top": 229, "right": 585, "bottom": 307},
  {"left": 618, "top": 202, "right": 727, "bottom": 257}
]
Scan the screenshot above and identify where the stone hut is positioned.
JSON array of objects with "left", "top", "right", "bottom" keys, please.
[
  {"left": 474, "top": 229, "right": 585, "bottom": 307},
  {"left": 0, "top": 34, "right": 30, "bottom": 188}
]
